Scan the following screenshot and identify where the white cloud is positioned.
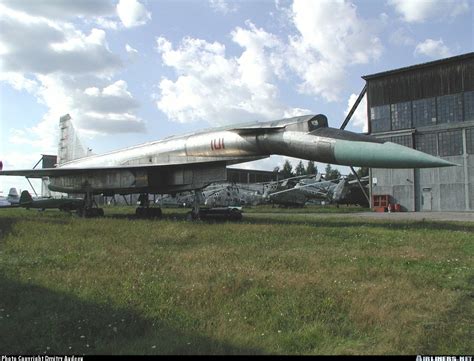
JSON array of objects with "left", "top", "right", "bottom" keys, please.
[
  {"left": 0, "top": 2, "right": 145, "bottom": 156},
  {"left": 125, "top": 43, "right": 138, "bottom": 54},
  {"left": 7, "top": 75, "right": 145, "bottom": 154},
  {"left": 155, "top": 22, "right": 310, "bottom": 125},
  {"left": 116, "top": 0, "right": 151, "bottom": 28},
  {"left": 77, "top": 112, "right": 145, "bottom": 134},
  {"left": 0, "top": 151, "right": 43, "bottom": 196},
  {"left": 0, "top": 72, "right": 38, "bottom": 93},
  {"left": 81, "top": 80, "right": 140, "bottom": 114},
  {"left": 287, "top": 0, "right": 383, "bottom": 101},
  {"left": 94, "top": 17, "right": 121, "bottom": 30},
  {"left": 344, "top": 93, "right": 368, "bottom": 132},
  {"left": 0, "top": 10, "right": 121, "bottom": 75},
  {"left": 388, "top": 0, "right": 470, "bottom": 23},
  {"left": 209, "top": 0, "right": 238, "bottom": 14},
  {"left": 0, "top": 0, "right": 115, "bottom": 20},
  {"left": 389, "top": 27, "right": 416, "bottom": 46},
  {"left": 414, "top": 38, "right": 453, "bottom": 59}
]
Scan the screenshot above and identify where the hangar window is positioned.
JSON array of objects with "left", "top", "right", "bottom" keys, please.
[
  {"left": 391, "top": 101, "right": 412, "bottom": 130},
  {"left": 413, "top": 97, "right": 436, "bottom": 127},
  {"left": 466, "top": 128, "right": 474, "bottom": 154},
  {"left": 415, "top": 133, "right": 438, "bottom": 156},
  {"left": 370, "top": 105, "right": 391, "bottom": 133},
  {"left": 464, "top": 91, "right": 474, "bottom": 122},
  {"left": 391, "top": 135, "right": 413, "bottom": 148},
  {"left": 438, "top": 130, "right": 463, "bottom": 156},
  {"left": 437, "top": 94, "right": 463, "bottom": 124}
]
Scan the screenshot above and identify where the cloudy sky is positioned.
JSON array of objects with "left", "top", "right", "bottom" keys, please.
[{"left": 0, "top": 0, "right": 472, "bottom": 194}]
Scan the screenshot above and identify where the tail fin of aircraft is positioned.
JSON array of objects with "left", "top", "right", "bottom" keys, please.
[
  {"left": 0, "top": 160, "right": 3, "bottom": 171},
  {"left": 331, "top": 179, "right": 347, "bottom": 202},
  {"left": 8, "top": 188, "right": 18, "bottom": 198},
  {"left": 57, "top": 114, "right": 90, "bottom": 164},
  {"left": 20, "top": 190, "right": 33, "bottom": 204}
]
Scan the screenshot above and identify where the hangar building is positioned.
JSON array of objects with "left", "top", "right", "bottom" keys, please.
[{"left": 364, "top": 52, "right": 474, "bottom": 211}]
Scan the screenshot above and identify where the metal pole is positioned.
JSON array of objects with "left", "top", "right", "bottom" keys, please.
[
  {"left": 26, "top": 177, "right": 38, "bottom": 197},
  {"left": 350, "top": 166, "right": 370, "bottom": 205},
  {"left": 340, "top": 84, "right": 367, "bottom": 130}
]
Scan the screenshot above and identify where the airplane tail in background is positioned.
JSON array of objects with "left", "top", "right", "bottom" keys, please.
[
  {"left": 57, "top": 114, "right": 90, "bottom": 165},
  {"left": 331, "top": 179, "right": 347, "bottom": 202},
  {"left": 20, "top": 190, "right": 33, "bottom": 205},
  {"left": 8, "top": 188, "right": 18, "bottom": 198}
]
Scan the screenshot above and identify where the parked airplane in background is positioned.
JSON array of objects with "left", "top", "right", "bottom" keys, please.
[
  {"left": 0, "top": 188, "right": 20, "bottom": 208},
  {"left": 18, "top": 190, "right": 84, "bottom": 212},
  {"left": 0, "top": 113, "right": 455, "bottom": 219}
]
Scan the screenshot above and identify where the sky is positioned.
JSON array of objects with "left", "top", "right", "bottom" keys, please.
[{"left": 0, "top": 0, "right": 473, "bottom": 195}]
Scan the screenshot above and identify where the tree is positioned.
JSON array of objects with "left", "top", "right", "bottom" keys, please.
[
  {"left": 306, "top": 160, "right": 317, "bottom": 175},
  {"left": 347, "top": 167, "right": 369, "bottom": 181},
  {"left": 281, "top": 160, "right": 294, "bottom": 178},
  {"left": 324, "top": 164, "right": 332, "bottom": 179},
  {"left": 325, "top": 164, "right": 341, "bottom": 180},
  {"left": 295, "top": 160, "right": 306, "bottom": 176},
  {"left": 358, "top": 167, "right": 369, "bottom": 178}
]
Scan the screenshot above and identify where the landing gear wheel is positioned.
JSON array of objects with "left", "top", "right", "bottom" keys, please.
[
  {"left": 186, "top": 211, "right": 200, "bottom": 221},
  {"left": 77, "top": 207, "right": 104, "bottom": 218},
  {"left": 230, "top": 208, "right": 243, "bottom": 221},
  {"left": 136, "top": 207, "right": 162, "bottom": 219}
]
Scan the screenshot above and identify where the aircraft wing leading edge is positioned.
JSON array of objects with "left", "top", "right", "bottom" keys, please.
[{"left": 0, "top": 156, "right": 267, "bottom": 178}]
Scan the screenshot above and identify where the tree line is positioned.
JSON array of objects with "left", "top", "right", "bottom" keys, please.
[{"left": 277, "top": 160, "right": 368, "bottom": 180}]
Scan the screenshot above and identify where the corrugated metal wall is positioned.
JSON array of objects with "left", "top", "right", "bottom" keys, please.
[
  {"left": 366, "top": 54, "right": 474, "bottom": 107},
  {"left": 366, "top": 54, "right": 474, "bottom": 211}
]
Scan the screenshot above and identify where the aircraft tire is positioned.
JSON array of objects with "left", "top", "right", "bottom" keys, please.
[
  {"left": 136, "top": 207, "right": 145, "bottom": 218},
  {"left": 186, "top": 211, "right": 200, "bottom": 221},
  {"left": 230, "top": 209, "right": 243, "bottom": 221},
  {"left": 152, "top": 208, "right": 162, "bottom": 218}
]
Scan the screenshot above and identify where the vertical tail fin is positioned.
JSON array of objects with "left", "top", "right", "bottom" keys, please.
[
  {"left": 332, "top": 179, "right": 347, "bottom": 202},
  {"left": 8, "top": 188, "right": 18, "bottom": 198},
  {"left": 57, "top": 114, "right": 89, "bottom": 165},
  {"left": 20, "top": 190, "right": 33, "bottom": 205}
]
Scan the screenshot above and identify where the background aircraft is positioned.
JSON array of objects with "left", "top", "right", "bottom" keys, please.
[
  {"left": 265, "top": 175, "right": 369, "bottom": 207},
  {"left": 18, "top": 191, "right": 84, "bottom": 212},
  {"left": 0, "top": 188, "right": 20, "bottom": 208}
]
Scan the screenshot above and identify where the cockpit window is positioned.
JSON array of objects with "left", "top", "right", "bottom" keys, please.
[{"left": 308, "top": 114, "right": 329, "bottom": 131}]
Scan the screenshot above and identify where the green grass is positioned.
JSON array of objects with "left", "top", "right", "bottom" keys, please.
[{"left": 0, "top": 208, "right": 472, "bottom": 355}]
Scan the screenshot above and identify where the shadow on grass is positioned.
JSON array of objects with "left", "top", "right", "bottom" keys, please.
[
  {"left": 154, "top": 211, "right": 474, "bottom": 233},
  {"left": 98, "top": 208, "right": 474, "bottom": 232},
  {"left": 239, "top": 215, "right": 474, "bottom": 233},
  {"left": 0, "top": 217, "right": 17, "bottom": 242},
  {"left": 0, "top": 274, "right": 262, "bottom": 355}
]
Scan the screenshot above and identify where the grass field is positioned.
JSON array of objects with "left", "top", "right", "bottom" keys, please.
[{"left": 0, "top": 207, "right": 472, "bottom": 355}]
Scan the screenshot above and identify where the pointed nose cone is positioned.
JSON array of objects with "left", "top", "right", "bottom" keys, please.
[{"left": 334, "top": 140, "right": 458, "bottom": 168}]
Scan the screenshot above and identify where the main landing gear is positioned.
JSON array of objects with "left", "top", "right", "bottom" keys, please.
[
  {"left": 135, "top": 193, "right": 162, "bottom": 219},
  {"left": 77, "top": 191, "right": 104, "bottom": 218}
]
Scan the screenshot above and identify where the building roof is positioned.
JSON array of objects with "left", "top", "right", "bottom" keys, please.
[{"left": 362, "top": 52, "right": 474, "bottom": 81}]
